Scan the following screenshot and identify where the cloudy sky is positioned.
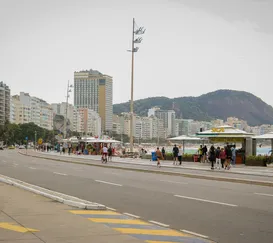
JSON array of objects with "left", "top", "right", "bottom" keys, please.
[{"left": 1, "top": 0, "right": 272, "bottom": 106}]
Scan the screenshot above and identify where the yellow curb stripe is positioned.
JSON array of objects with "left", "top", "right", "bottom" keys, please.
[
  {"left": 113, "top": 228, "right": 186, "bottom": 236},
  {"left": 0, "top": 223, "right": 39, "bottom": 233},
  {"left": 89, "top": 218, "right": 151, "bottom": 225},
  {"left": 69, "top": 210, "right": 120, "bottom": 215}
]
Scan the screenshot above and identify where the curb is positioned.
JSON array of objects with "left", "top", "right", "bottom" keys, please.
[
  {"left": 19, "top": 152, "right": 273, "bottom": 187},
  {"left": 0, "top": 174, "right": 106, "bottom": 210}
]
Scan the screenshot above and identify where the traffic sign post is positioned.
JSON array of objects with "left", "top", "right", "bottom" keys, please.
[{"left": 25, "top": 137, "right": 28, "bottom": 155}]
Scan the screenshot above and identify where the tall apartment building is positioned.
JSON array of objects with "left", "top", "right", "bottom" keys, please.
[
  {"left": 11, "top": 92, "right": 53, "bottom": 130},
  {"left": 0, "top": 81, "right": 10, "bottom": 125},
  {"left": 76, "top": 108, "right": 101, "bottom": 137},
  {"left": 74, "top": 69, "right": 113, "bottom": 133},
  {"left": 154, "top": 109, "right": 176, "bottom": 137}
]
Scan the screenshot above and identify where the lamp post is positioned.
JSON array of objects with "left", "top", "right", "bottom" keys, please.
[
  {"left": 128, "top": 18, "right": 145, "bottom": 152},
  {"left": 63, "top": 80, "right": 73, "bottom": 139}
]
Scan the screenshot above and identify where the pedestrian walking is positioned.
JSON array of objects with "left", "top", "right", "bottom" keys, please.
[
  {"left": 108, "top": 144, "right": 113, "bottom": 162},
  {"left": 155, "top": 147, "right": 163, "bottom": 168},
  {"left": 225, "top": 145, "right": 232, "bottom": 170},
  {"left": 215, "top": 146, "right": 221, "bottom": 169},
  {"left": 231, "top": 145, "right": 236, "bottom": 166},
  {"left": 209, "top": 145, "right": 216, "bottom": 170},
  {"left": 178, "top": 145, "right": 183, "bottom": 165},
  {"left": 173, "top": 144, "right": 179, "bottom": 165},
  {"left": 220, "top": 148, "right": 226, "bottom": 168},
  {"left": 161, "top": 147, "right": 166, "bottom": 160}
]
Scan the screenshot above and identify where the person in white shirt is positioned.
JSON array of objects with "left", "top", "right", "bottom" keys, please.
[
  {"left": 102, "top": 145, "right": 108, "bottom": 161},
  {"left": 178, "top": 145, "right": 183, "bottom": 165}
]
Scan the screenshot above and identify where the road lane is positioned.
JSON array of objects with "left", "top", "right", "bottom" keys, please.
[{"left": 0, "top": 150, "right": 273, "bottom": 243}]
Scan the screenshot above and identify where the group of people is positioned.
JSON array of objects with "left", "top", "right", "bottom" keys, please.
[
  {"left": 200, "top": 144, "right": 236, "bottom": 170},
  {"left": 154, "top": 144, "right": 184, "bottom": 168},
  {"left": 101, "top": 144, "right": 113, "bottom": 162}
]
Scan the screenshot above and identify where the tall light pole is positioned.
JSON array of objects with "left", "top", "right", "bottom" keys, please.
[
  {"left": 63, "top": 80, "right": 73, "bottom": 139},
  {"left": 128, "top": 18, "right": 145, "bottom": 152}
]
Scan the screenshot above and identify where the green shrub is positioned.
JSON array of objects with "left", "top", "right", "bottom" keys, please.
[{"left": 245, "top": 155, "right": 267, "bottom": 166}]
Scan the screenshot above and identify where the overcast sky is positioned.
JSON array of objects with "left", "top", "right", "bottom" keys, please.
[{"left": 1, "top": 0, "right": 272, "bottom": 106}]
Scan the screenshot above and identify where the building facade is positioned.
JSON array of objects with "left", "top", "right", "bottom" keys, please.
[
  {"left": 76, "top": 108, "right": 101, "bottom": 137},
  {"left": 154, "top": 109, "right": 176, "bottom": 137},
  {"left": 51, "top": 102, "right": 74, "bottom": 129},
  {"left": 11, "top": 92, "right": 53, "bottom": 130},
  {"left": 74, "top": 69, "right": 113, "bottom": 133},
  {"left": 0, "top": 81, "right": 10, "bottom": 125}
]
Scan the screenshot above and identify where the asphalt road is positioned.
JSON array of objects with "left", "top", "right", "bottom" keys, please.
[{"left": 1, "top": 150, "right": 273, "bottom": 243}]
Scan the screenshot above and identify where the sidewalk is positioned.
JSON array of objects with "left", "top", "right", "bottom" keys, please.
[
  {"left": 0, "top": 182, "right": 144, "bottom": 243},
  {"left": 0, "top": 181, "right": 213, "bottom": 243},
  {"left": 36, "top": 150, "right": 273, "bottom": 177}
]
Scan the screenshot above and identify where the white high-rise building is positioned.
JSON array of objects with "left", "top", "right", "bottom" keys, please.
[
  {"left": 154, "top": 109, "right": 176, "bottom": 137},
  {"left": 74, "top": 69, "right": 113, "bottom": 132},
  {"left": 76, "top": 108, "right": 101, "bottom": 137}
]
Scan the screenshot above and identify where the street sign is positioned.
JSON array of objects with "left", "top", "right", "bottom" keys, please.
[
  {"left": 25, "top": 136, "right": 28, "bottom": 140},
  {"left": 38, "top": 138, "right": 43, "bottom": 145}
]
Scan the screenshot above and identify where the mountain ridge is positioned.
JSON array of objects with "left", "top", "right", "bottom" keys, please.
[{"left": 113, "top": 89, "right": 273, "bottom": 126}]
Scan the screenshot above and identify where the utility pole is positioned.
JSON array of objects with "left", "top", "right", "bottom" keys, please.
[
  {"left": 63, "top": 80, "right": 73, "bottom": 139},
  {"left": 128, "top": 18, "right": 145, "bottom": 152}
]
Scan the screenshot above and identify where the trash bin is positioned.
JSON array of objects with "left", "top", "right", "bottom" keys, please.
[
  {"left": 193, "top": 154, "right": 199, "bottom": 162},
  {"left": 151, "top": 152, "right": 157, "bottom": 161},
  {"left": 84, "top": 149, "right": 89, "bottom": 155}
]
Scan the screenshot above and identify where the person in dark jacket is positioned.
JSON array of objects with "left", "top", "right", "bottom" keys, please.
[{"left": 209, "top": 145, "right": 216, "bottom": 169}]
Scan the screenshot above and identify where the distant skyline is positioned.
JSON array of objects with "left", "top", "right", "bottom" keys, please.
[{"left": 1, "top": 0, "right": 273, "bottom": 106}]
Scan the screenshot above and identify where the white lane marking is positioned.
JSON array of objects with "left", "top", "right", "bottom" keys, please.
[
  {"left": 181, "top": 229, "right": 209, "bottom": 239},
  {"left": 106, "top": 207, "right": 116, "bottom": 211},
  {"left": 124, "top": 213, "right": 140, "bottom": 219},
  {"left": 95, "top": 180, "right": 122, "bottom": 187},
  {"left": 149, "top": 220, "right": 169, "bottom": 227},
  {"left": 13, "top": 163, "right": 19, "bottom": 166},
  {"left": 174, "top": 195, "right": 238, "bottom": 207},
  {"left": 53, "top": 172, "right": 67, "bottom": 176},
  {"left": 254, "top": 193, "right": 273, "bottom": 197},
  {"left": 29, "top": 167, "right": 36, "bottom": 170},
  {"left": 160, "top": 180, "right": 188, "bottom": 185},
  {"left": 104, "top": 172, "right": 120, "bottom": 175},
  {"left": 2, "top": 160, "right": 7, "bottom": 163}
]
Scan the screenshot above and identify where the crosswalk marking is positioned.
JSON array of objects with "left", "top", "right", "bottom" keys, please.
[
  {"left": 0, "top": 222, "right": 39, "bottom": 233},
  {"left": 70, "top": 210, "right": 213, "bottom": 243},
  {"left": 69, "top": 210, "right": 119, "bottom": 215},
  {"left": 89, "top": 218, "right": 151, "bottom": 225},
  {"left": 113, "top": 228, "right": 187, "bottom": 236}
]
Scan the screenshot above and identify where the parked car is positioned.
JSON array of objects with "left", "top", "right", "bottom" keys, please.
[
  {"left": 8, "top": 145, "right": 15, "bottom": 149},
  {"left": 19, "top": 145, "right": 26, "bottom": 149}
]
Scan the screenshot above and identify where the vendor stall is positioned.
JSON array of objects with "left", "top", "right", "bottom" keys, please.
[{"left": 196, "top": 125, "right": 253, "bottom": 164}]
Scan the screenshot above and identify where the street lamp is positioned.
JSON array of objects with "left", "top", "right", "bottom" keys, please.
[
  {"left": 128, "top": 18, "right": 146, "bottom": 152},
  {"left": 63, "top": 80, "right": 73, "bottom": 139}
]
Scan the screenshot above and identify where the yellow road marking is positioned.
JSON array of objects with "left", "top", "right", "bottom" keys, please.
[
  {"left": 69, "top": 210, "right": 120, "bottom": 215},
  {"left": 0, "top": 222, "right": 39, "bottom": 233},
  {"left": 113, "top": 228, "right": 187, "bottom": 236},
  {"left": 89, "top": 218, "right": 151, "bottom": 225}
]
